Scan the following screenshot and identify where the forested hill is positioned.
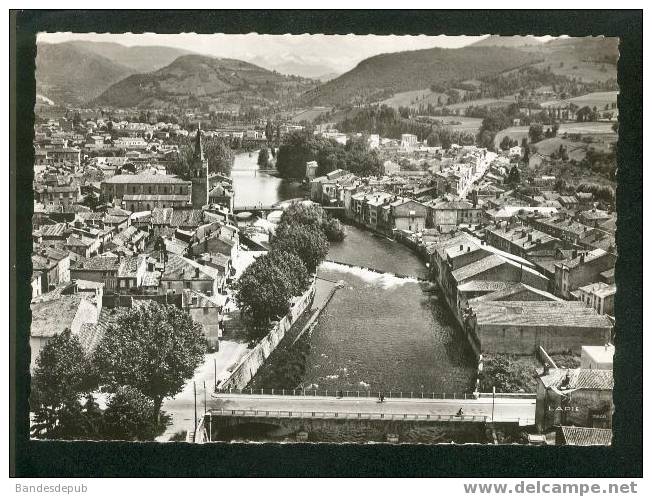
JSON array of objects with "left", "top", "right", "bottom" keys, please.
[
  {"left": 92, "top": 54, "right": 315, "bottom": 109},
  {"left": 301, "top": 46, "right": 542, "bottom": 107}
]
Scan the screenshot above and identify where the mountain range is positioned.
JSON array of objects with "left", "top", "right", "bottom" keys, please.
[
  {"left": 36, "top": 36, "right": 619, "bottom": 110},
  {"left": 36, "top": 41, "right": 194, "bottom": 106}
]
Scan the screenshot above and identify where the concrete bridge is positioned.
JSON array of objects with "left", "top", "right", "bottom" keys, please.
[{"left": 195, "top": 392, "right": 536, "bottom": 442}]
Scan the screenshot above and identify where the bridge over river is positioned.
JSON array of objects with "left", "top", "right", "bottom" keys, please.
[
  {"left": 193, "top": 392, "right": 536, "bottom": 442},
  {"left": 233, "top": 204, "right": 344, "bottom": 214}
]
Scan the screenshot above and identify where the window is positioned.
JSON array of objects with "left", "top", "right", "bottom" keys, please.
[
  {"left": 184, "top": 281, "right": 191, "bottom": 289},
  {"left": 203, "top": 307, "right": 209, "bottom": 315}
]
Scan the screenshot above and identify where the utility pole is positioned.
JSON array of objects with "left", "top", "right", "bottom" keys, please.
[
  {"left": 214, "top": 358, "right": 217, "bottom": 391},
  {"left": 492, "top": 386, "right": 496, "bottom": 422},
  {"left": 193, "top": 381, "right": 197, "bottom": 436}
]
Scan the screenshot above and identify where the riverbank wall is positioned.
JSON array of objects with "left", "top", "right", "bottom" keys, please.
[{"left": 218, "top": 278, "right": 317, "bottom": 391}]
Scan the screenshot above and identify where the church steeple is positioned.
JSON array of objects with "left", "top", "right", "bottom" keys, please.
[{"left": 193, "top": 122, "right": 204, "bottom": 162}]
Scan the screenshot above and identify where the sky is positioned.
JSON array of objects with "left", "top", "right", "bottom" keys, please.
[{"left": 37, "top": 32, "right": 552, "bottom": 77}]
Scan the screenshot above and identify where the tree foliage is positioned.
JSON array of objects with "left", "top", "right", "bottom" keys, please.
[
  {"left": 93, "top": 302, "right": 206, "bottom": 418},
  {"left": 30, "top": 329, "right": 99, "bottom": 439},
  {"left": 276, "top": 131, "right": 382, "bottom": 179},
  {"left": 234, "top": 251, "right": 309, "bottom": 331},
  {"left": 479, "top": 355, "right": 538, "bottom": 393},
  {"left": 102, "top": 386, "right": 160, "bottom": 441},
  {"left": 257, "top": 147, "right": 270, "bottom": 168},
  {"left": 272, "top": 222, "right": 329, "bottom": 274},
  {"left": 169, "top": 136, "right": 234, "bottom": 179}
]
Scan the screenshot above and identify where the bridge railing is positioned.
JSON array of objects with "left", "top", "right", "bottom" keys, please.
[
  {"left": 214, "top": 387, "right": 473, "bottom": 400},
  {"left": 207, "top": 408, "right": 489, "bottom": 423}
]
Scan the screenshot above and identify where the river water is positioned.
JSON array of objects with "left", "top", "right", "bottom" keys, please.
[
  {"left": 231, "top": 151, "right": 304, "bottom": 208},
  {"left": 232, "top": 152, "right": 477, "bottom": 394}
]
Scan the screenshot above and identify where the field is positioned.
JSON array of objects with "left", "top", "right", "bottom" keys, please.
[
  {"left": 380, "top": 89, "right": 447, "bottom": 109},
  {"left": 541, "top": 91, "right": 619, "bottom": 115},
  {"left": 529, "top": 134, "right": 616, "bottom": 162},
  {"left": 533, "top": 60, "right": 617, "bottom": 84},
  {"left": 494, "top": 121, "right": 617, "bottom": 149},
  {"left": 291, "top": 106, "right": 333, "bottom": 123},
  {"left": 440, "top": 117, "right": 484, "bottom": 134}
]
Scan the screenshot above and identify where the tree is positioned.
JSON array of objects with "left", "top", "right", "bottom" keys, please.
[
  {"left": 93, "top": 302, "right": 206, "bottom": 421},
  {"left": 322, "top": 217, "right": 346, "bottom": 242},
  {"left": 521, "top": 138, "right": 530, "bottom": 162},
  {"left": 257, "top": 147, "right": 270, "bottom": 168},
  {"left": 279, "top": 201, "right": 325, "bottom": 229},
  {"left": 102, "top": 386, "right": 160, "bottom": 441},
  {"left": 234, "top": 251, "right": 308, "bottom": 331},
  {"left": 30, "top": 329, "right": 98, "bottom": 439},
  {"left": 272, "top": 223, "right": 329, "bottom": 274},
  {"left": 204, "top": 139, "right": 234, "bottom": 176},
  {"left": 528, "top": 124, "right": 544, "bottom": 144},
  {"left": 499, "top": 136, "right": 513, "bottom": 151},
  {"left": 506, "top": 165, "right": 521, "bottom": 185}
]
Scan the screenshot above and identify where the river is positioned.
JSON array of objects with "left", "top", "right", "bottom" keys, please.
[
  {"left": 232, "top": 152, "right": 477, "bottom": 394},
  {"left": 231, "top": 151, "right": 304, "bottom": 208}
]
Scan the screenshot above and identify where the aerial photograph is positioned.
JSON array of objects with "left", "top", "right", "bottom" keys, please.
[{"left": 29, "top": 32, "right": 618, "bottom": 446}]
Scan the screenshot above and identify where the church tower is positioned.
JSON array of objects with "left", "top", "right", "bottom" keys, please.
[{"left": 190, "top": 123, "right": 209, "bottom": 208}]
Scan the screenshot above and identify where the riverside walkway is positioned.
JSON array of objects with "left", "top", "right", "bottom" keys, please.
[{"left": 207, "top": 392, "right": 536, "bottom": 425}]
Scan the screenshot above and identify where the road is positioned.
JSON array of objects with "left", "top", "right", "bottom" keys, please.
[
  {"left": 156, "top": 340, "right": 249, "bottom": 441},
  {"left": 207, "top": 393, "right": 536, "bottom": 425}
]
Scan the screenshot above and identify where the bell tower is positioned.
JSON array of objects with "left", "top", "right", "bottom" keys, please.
[{"left": 190, "top": 123, "right": 209, "bottom": 208}]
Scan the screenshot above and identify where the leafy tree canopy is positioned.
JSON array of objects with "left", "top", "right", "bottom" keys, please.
[{"left": 93, "top": 302, "right": 206, "bottom": 418}]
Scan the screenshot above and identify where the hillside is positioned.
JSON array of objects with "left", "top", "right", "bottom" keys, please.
[
  {"left": 92, "top": 54, "right": 315, "bottom": 109},
  {"left": 302, "top": 46, "right": 543, "bottom": 107},
  {"left": 65, "top": 41, "right": 193, "bottom": 73},
  {"left": 36, "top": 42, "right": 135, "bottom": 106},
  {"left": 472, "top": 35, "right": 544, "bottom": 48},
  {"left": 521, "top": 36, "right": 619, "bottom": 83}
]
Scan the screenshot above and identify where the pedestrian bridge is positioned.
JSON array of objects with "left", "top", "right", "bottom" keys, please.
[{"left": 194, "top": 392, "right": 536, "bottom": 442}]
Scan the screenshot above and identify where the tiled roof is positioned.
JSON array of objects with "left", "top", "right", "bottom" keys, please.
[
  {"left": 170, "top": 209, "right": 204, "bottom": 227},
  {"left": 161, "top": 254, "right": 218, "bottom": 281},
  {"left": 151, "top": 207, "right": 174, "bottom": 225},
  {"left": 66, "top": 235, "right": 92, "bottom": 247},
  {"left": 468, "top": 282, "right": 560, "bottom": 304},
  {"left": 431, "top": 200, "right": 475, "bottom": 210},
  {"left": 123, "top": 194, "right": 190, "bottom": 202},
  {"left": 457, "top": 281, "right": 513, "bottom": 293},
  {"left": 72, "top": 256, "right": 120, "bottom": 271},
  {"left": 487, "top": 225, "right": 558, "bottom": 250},
  {"left": 103, "top": 174, "right": 189, "bottom": 184},
  {"left": 560, "top": 426, "right": 612, "bottom": 446},
  {"left": 34, "top": 223, "right": 68, "bottom": 238},
  {"left": 103, "top": 214, "right": 129, "bottom": 224},
  {"left": 31, "top": 295, "right": 82, "bottom": 338},
  {"left": 474, "top": 301, "right": 613, "bottom": 329},
  {"left": 541, "top": 368, "right": 613, "bottom": 391},
  {"left": 451, "top": 254, "right": 505, "bottom": 283},
  {"left": 117, "top": 256, "right": 141, "bottom": 278},
  {"left": 557, "top": 249, "right": 609, "bottom": 270}
]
